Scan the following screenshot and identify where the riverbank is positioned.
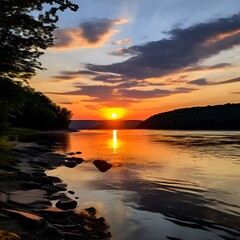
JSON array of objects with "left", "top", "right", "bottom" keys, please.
[{"left": 0, "top": 139, "right": 111, "bottom": 240}]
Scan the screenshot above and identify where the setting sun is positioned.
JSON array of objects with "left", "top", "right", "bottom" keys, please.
[
  {"left": 111, "top": 113, "right": 117, "bottom": 119},
  {"left": 104, "top": 108, "right": 125, "bottom": 120}
]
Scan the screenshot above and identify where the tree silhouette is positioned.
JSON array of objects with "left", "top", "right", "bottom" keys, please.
[{"left": 0, "top": 0, "right": 78, "bottom": 80}]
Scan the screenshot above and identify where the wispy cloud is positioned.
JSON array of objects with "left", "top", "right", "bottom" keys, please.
[{"left": 187, "top": 76, "right": 240, "bottom": 85}]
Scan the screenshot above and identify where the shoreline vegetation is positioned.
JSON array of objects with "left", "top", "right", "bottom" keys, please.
[
  {"left": 138, "top": 103, "right": 240, "bottom": 130},
  {"left": 0, "top": 135, "right": 111, "bottom": 240}
]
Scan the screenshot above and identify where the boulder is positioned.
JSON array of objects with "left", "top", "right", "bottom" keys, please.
[
  {"left": 63, "top": 160, "right": 77, "bottom": 168},
  {"left": 66, "top": 157, "right": 84, "bottom": 164},
  {"left": 56, "top": 195, "right": 77, "bottom": 210},
  {"left": 93, "top": 160, "right": 112, "bottom": 172},
  {"left": 21, "top": 182, "right": 41, "bottom": 189}
]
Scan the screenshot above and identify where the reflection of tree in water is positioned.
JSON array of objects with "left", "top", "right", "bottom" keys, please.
[{"left": 16, "top": 133, "right": 70, "bottom": 152}]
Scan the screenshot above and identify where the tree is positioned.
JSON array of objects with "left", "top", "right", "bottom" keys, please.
[{"left": 0, "top": 0, "right": 78, "bottom": 80}]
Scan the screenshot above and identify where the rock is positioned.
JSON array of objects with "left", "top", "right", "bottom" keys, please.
[
  {"left": 93, "top": 160, "right": 112, "bottom": 172},
  {"left": 0, "top": 192, "right": 8, "bottom": 202},
  {"left": 63, "top": 160, "right": 77, "bottom": 168},
  {"left": 21, "top": 182, "right": 41, "bottom": 189},
  {"left": 67, "top": 152, "right": 75, "bottom": 155},
  {"left": 54, "top": 183, "right": 67, "bottom": 191},
  {"left": 2, "top": 209, "right": 44, "bottom": 229},
  {"left": 68, "top": 190, "right": 75, "bottom": 195},
  {"left": 85, "top": 207, "right": 97, "bottom": 217},
  {"left": 0, "top": 229, "right": 21, "bottom": 240},
  {"left": 49, "top": 192, "right": 65, "bottom": 200},
  {"left": 48, "top": 176, "right": 62, "bottom": 183},
  {"left": 66, "top": 157, "right": 84, "bottom": 164},
  {"left": 76, "top": 151, "right": 82, "bottom": 154},
  {"left": 56, "top": 195, "right": 77, "bottom": 210},
  {"left": 35, "top": 206, "right": 66, "bottom": 219},
  {"left": 8, "top": 189, "right": 50, "bottom": 206}
]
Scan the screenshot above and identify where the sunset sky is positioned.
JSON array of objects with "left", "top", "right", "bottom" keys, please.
[{"left": 31, "top": 0, "right": 240, "bottom": 120}]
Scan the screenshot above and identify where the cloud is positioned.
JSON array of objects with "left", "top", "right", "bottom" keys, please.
[
  {"left": 86, "top": 14, "right": 240, "bottom": 80},
  {"left": 58, "top": 102, "right": 73, "bottom": 105},
  {"left": 187, "top": 76, "right": 240, "bottom": 85},
  {"left": 113, "top": 38, "right": 132, "bottom": 45},
  {"left": 53, "top": 18, "right": 128, "bottom": 50},
  {"left": 214, "top": 76, "right": 240, "bottom": 85},
  {"left": 185, "top": 63, "right": 231, "bottom": 72},
  {"left": 118, "top": 87, "right": 194, "bottom": 99},
  {"left": 187, "top": 78, "right": 208, "bottom": 85}
]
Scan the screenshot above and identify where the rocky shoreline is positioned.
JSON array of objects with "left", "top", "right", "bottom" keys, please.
[{"left": 0, "top": 141, "right": 111, "bottom": 240}]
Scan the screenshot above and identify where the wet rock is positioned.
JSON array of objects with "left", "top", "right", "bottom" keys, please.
[
  {"left": 8, "top": 189, "right": 50, "bottom": 206},
  {"left": 56, "top": 195, "right": 77, "bottom": 210},
  {"left": 35, "top": 207, "right": 67, "bottom": 219},
  {"left": 48, "top": 176, "right": 62, "bottom": 183},
  {"left": 66, "top": 157, "right": 85, "bottom": 164},
  {"left": 54, "top": 183, "right": 67, "bottom": 191},
  {"left": 21, "top": 182, "right": 41, "bottom": 189},
  {"left": 63, "top": 160, "right": 77, "bottom": 168},
  {"left": 85, "top": 207, "right": 97, "bottom": 217},
  {"left": 0, "top": 229, "right": 21, "bottom": 240},
  {"left": 93, "top": 160, "right": 112, "bottom": 172},
  {"left": 67, "top": 152, "right": 75, "bottom": 155},
  {"left": 49, "top": 192, "right": 65, "bottom": 200},
  {"left": 0, "top": 192, "right": 8, "bottom": 202},
  {"left": 41, "top": 185, "right": 59, "bottom": 194},
  {"left": 0, "top": 213, "right": 9, "bottom": 219},
  {"left": 2, "top": 209, "right": 44, "bottom": 229},
  {"left": 68, "top": 190, "right": 75, "bottom": 195}
]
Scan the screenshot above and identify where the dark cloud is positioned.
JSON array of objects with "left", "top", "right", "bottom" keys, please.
[
  {"left": 214, "top": 76, "right": 240, "bottom": 85},
  {"left": 186, "top": 63, "right": 231, "bottom": 71},
  {"left": 86, "top": 14, "right": 240, "bottom": 80},
  {"left": 80, "top": 18, "right": 121, "bottom": 43},
  {"left": 187, "top": 78, "right": 208, "bottom": 85},
  {"left": 187, "top": 76, "right": 240, "bottom": 86},
  {"left": 53, "top": 18, "right": 127, "bottom": 49},
  {"left": 119, "top": 87, "right": 194, "bottom": 99},
  {"left": 60, "top": 70, "right": 98, "bottom": 75}
]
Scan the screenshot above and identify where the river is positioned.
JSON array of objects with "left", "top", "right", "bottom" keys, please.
[{"left": 47, "top": 129, "right": 240, "bottom": 240}]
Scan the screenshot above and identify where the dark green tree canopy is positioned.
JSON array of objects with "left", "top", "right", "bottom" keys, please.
[{"left": 0, "top": 0, "right": 78, "bottom": 80}]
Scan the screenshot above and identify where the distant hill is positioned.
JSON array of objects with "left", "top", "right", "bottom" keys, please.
[
  {"left": 138, "top": 103, "right": 240, "bottom": 130},
  {"left": 70, "top": 120, "right": 142, "bottom": 130}
]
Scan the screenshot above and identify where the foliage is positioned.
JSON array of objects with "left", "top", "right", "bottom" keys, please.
[
  {"left": 139, "top": 104, "right": 240, "bottom": 130},
  {"left": 0, "top": 77, "right": 72, "bottom": 130},
  {"left": 0, "top": 0, "right": 78, "bottom": 80}
]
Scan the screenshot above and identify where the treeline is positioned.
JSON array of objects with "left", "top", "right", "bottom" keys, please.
[
  {"left": 0, "top": 78, "right": 72, "bottom": 130},
  {"left": 0, "top": 1, "right": 78, "bottom": 130},
  {"left": 138, "top": 103, "right": 240, "bottom": 130}
]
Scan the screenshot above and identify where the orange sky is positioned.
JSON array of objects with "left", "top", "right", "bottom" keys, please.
[{"left": 31, "top": 1, "right": 240, "bottom": 120}]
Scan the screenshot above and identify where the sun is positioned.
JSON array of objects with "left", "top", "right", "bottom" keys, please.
[
  {"left": 111, "top": 113, "right": 118, "bottom": 119},
  {"left": 104, "top": 108, "right": 125, "bottom": 120}
]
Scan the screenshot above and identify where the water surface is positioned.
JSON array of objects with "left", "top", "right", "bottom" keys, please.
[{"left": 48, "top": 130, "right": 240, "bottom": 240}]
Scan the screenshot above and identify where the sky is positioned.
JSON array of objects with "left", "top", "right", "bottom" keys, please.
[{"left": 31, "top": 0, "right": 240, "bottom": 120}]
